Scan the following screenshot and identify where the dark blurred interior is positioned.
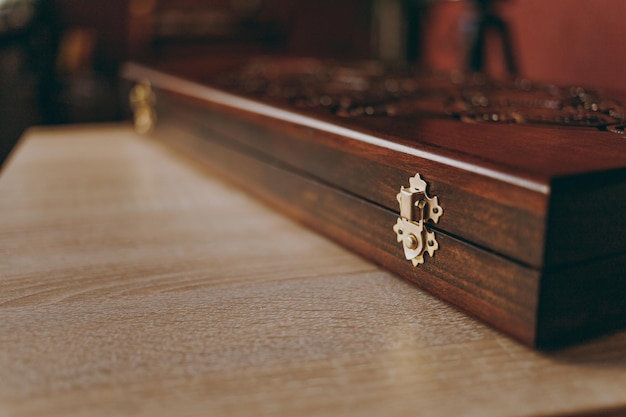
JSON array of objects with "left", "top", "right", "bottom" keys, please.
[{"left": 1, "top": 0, "right": 625, "bottom": 167}]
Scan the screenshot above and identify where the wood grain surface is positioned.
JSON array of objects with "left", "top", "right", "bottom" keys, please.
[
  {"left": 122, "top": 61, "right": 626, "bottom": 269},
  {"left": 2, "top": 124, "right": 626, "bottom": 417}
]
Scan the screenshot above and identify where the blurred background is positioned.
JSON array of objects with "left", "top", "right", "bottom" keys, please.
[{"left": 1, "top": 0, "right": 625, "bottom": 166}]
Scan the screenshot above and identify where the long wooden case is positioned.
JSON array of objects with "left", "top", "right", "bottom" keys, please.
[{"left": 122, "top": 59, "right": 626, "bottom": 348}]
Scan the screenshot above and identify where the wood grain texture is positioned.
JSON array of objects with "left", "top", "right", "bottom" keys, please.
[
  {"left": 152, "top": 116, "right": 541, "bottom": 345},
  {"left": 3, "top": 125, "right": 626, "bottom": 417},
  {"left": 159, "top": 92, "right": 549, "bottom": 268},
  {"left": 122, "top": 61, "right": 626, "bottom": 269}
]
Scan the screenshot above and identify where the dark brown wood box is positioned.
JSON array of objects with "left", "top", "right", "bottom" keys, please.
[{"left": 122, "top": 60, "right": 626, "bottom": 348}]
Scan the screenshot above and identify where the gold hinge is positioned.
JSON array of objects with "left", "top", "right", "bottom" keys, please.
[{"left": 392, "top": 174, "right": 443, "bottom": 266}]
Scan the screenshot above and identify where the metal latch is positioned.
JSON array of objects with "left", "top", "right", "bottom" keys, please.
[
  {"left": 393, "top": 174, "right": 443, "bottom": 266},
  {"left": 129, "top": 80, "right": 156, "bottom": 134}
]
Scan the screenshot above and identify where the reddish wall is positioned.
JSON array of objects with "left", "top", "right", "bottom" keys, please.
[
  {"left": 503, "top": 0, "right": 626, "bottom": 91},
  {"left": 422, "top": 0, "right": 626, "bottom": 92}
]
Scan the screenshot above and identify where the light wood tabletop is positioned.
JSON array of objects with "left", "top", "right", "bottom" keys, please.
[{"left": 2, "top": 124, "right": 626, "bottom": 417}]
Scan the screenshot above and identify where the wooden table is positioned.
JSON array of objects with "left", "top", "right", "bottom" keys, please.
[{"left": 2, "top": 124, "right": 626, "bottom": 417}]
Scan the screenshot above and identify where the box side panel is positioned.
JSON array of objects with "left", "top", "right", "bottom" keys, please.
[
  {"left": 151, "top": 113, "right": 542, "bottom": 346},
  {"left": 159, "top": 93, "right": 549, "bottom": 268},
  {"left": 538, "top": 254, "right": 626, "bottom": 348},
  {"left": 546, "top": 173, "right": 626, "bottom": 267}
]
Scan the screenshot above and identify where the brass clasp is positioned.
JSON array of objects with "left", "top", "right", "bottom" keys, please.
[
  {"left": 393, "top": 174, "right": 443, "bottom": 266},
  {"left": 129, "top": 80, "right": 156, "bottom": 134}
]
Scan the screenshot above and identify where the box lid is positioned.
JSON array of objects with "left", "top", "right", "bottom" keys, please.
[{"left": 122, "top": 59, "right": 626, "bottom": 270}]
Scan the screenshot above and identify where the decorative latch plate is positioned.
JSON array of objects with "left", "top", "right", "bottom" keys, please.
[{"left": 392, "top": 174, "right": 443, "bottom": 266}]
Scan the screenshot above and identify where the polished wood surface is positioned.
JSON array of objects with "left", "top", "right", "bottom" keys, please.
[
  {"left": 2, "top": 124, "right": 626, "bottom": 416},
  {"left": 158, "top": 92, "right": 547, "bottom": 268},
  {"left": 122, "top": 59, "right": 626, "bottom": 346},
  {"left": 123, "top": 61, "right": 626, "bottom": 270}
]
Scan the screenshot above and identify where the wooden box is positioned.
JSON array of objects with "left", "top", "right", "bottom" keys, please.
[{"left": 122, "top": 59, "right": 626, "bottom": 348}]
